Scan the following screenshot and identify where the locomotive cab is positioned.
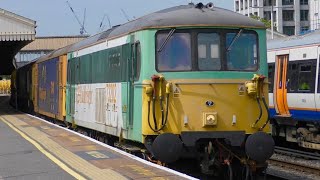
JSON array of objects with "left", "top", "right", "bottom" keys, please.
[{"left": 141, "top": 26, "right": 274, "bottom": 175}]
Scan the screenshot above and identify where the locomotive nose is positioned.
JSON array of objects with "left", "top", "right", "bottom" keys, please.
[{"left": 245, "top": 131, "right": 275, "bottom": 163}]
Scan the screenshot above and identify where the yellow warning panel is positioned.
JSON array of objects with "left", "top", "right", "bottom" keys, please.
[{"left": 173, "top": 86, "right": 181, "bottom": 98}]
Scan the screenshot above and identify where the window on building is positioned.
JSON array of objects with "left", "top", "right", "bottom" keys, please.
[
  {"left": 301, "top": 26, "right": 309, "bottom": 32},
  {"left": 254, "top": 0, "right": 257, "bottom": 6},
  {"left": 300, "top": 10, "right": 309, "bottom": 21},
  {"left": 283, "top": 10, "right": 294, "bottom": 21},
  {"left": 264, "top": 0, "right": 277, "bottom": 6},
  {"left": 300, "top": 0, "right": 308, "bottom": 5},
  {"left": 236, "top": 1, "right": 239, "bottom": 11},
  {"left": 283, "top": 26, "right": 295, "bottom": 35},
  {"left": 264, "top": 11, "right": 271, "bottom": 20},
  {"left": 254, "top": 12, "right": 258, "bottom": 16},
  {"left": 282, "top": 0, "right": 294, "bottom": 5}
]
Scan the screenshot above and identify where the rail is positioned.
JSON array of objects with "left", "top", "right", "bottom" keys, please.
[
  {"left": 268, "top": 158, "right": 320, "bottom": 176},
  {"left": 274, "top": 146, "right": 320, "bottom": 160}
]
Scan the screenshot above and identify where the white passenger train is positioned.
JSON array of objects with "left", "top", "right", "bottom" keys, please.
[{"left": 267, "top": 30, "right": 320, "bottom": 150}]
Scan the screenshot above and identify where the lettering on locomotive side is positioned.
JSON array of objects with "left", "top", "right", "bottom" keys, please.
[
  {"left": 50, "top": 81, "right": 55, "bottom": 94},
  {"left": 41, "top": 66, "right": 46, "bottom": 82},
  {"left": 76, "top": 86, "right": 92, "bottom": 104},
  {"left": 106, "top": 83, "right": 117, "bottom": 104},
  {"left": 39, "top": 88, "right": 47, "bottom": 100}
]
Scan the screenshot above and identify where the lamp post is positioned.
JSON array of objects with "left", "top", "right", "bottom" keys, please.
[
  {"left": 271, "top": 0, "right": 274, "bottom": 39},
  {"left": 250, "top": 3, "right": 275, "bottom": 39}
]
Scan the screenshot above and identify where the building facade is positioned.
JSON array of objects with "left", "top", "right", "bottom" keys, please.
[
  {"left": 234, "top": 0, "right": 319, "bottom": 36},
  {"left": 0, "top": 8, "right": 36, "bottom": 75},
  {"left": 310, "top": 0, "right": 320, "bottom": 30},
  {"left": 14, "top": 36, "right": 88, "bottom": 67}
]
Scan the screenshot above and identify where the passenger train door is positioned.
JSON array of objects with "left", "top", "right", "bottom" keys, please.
[
  {"left": 273, "top": 55, "right": 291, "bottom": 117},
  {"left": 316, "top": 46, "right": 320, "bottom": 111}
]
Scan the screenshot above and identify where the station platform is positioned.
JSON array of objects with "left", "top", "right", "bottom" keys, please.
[{"left": 0, "top": 96, "right": 196, "bottom": 180}]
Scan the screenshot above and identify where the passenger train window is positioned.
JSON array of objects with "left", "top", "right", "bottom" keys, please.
[
  {"left": 226, "top": 33, "right": 258, "bottom": 71},
  {"left": 287, "top": 63, "right": 299, "bottom": 92},
  {"left": 197, "top": 33, "right": 221, "bottom": 70},
  {"left": 268, "top": 64, "right": 275, "bottom": 92},
  {"left": 134, "top": 42, "right": 141, "bottom": 81},
  {"left": 298, "top": 64, "right": 312, "bottom": 91},
  {"left": 156, "top": 32, "right": 192, "bottom": 71},
  {"left": 318, "top": 61, "right": 320, "bottom": 93}
]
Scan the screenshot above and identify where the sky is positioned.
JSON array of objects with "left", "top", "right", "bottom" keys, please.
[{"left": 0, "top": 0, "right": 233, "bottom": 36}]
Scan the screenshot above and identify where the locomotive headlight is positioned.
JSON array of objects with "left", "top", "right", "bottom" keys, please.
[{"left": 203, "top": 112, "right": 217, "bottom": 127}]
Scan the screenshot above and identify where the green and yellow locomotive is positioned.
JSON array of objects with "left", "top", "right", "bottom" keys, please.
[{"left": 13, "top": 3, "right": 274, "bottom": 177}]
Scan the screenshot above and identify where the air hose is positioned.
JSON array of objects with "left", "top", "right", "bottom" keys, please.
[
  {"left": 147, "top": 75, "right": 170, "bottom": 132},
  {"left": 152, "top": 75, "right": 158, "bottom": 130},
  {"left": 259, "top": 75, "right": 270, "bottom": 131},
  {"left": 252, "top": 97, "right": 263, "bottom": 127},
  {"left": 259, "top": 96, "right": 270, "bottom": 130}
]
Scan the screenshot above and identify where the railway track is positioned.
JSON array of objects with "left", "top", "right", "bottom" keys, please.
[
  {"left": 274, "top": 146, "right": 320, "bottom": 160},
  {"left": 267, "top": 146, "right": 320, "bottom": 179},
  {"left": 268, "top": 158, "right": 320, "bottom": 176}
]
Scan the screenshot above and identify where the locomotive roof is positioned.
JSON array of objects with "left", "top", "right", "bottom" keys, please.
[
  {"left": 267, "top": 30, "right": 320, "bottom": 50},
  {"left": 67, "top": 3, "right": 264, "bottom": 52},
  {"left": 107, "top": 3, "right": 265, "bottom": 38},
  {"left": 35, "top": 3, "right": 265, "bottom": 63}
]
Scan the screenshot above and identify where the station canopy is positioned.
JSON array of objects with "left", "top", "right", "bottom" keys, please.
[{"left": 0, "top": 8, "right": 36, "bottom": 75}]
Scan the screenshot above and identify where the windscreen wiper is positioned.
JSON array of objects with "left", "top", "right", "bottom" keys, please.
[
  {"left": 157, "top": 28, "right": 176, "bottom": 52},
  {"left": 226, "top": 29, "right": 243, "bottom": 52}
]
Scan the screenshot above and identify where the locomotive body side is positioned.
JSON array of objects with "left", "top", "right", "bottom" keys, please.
[
  {"left": 34, "top": 55, "right": 67, "bottom": 121},
  {"left": 66, "top": 35, "right": 134, "bottom": 138},
  {"left": 15, "top": 62, "right": 35, "bottom": 112}
]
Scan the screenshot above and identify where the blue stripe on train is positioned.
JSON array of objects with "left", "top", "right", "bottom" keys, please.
[{"left": 270, "top": 108, "right": 320, "bottom": 122}]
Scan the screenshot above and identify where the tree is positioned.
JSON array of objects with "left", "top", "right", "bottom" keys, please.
[{"left": 250, "top": 15, "right": 274, "bottom": 29}]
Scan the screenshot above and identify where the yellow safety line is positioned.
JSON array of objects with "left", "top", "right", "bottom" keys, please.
[{"left": 0, "top": 116, "right": 86, "bottom": 180}]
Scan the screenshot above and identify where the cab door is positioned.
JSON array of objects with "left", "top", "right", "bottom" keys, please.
[
  {"left": 66, "top": 58, "right": 77, "bottom": 123},
  {"left": 273, "top": 55, "right": 291, "bottom": 117},
  {"left": 122, "top": 40, "right": 140, "bottom": 131}
]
